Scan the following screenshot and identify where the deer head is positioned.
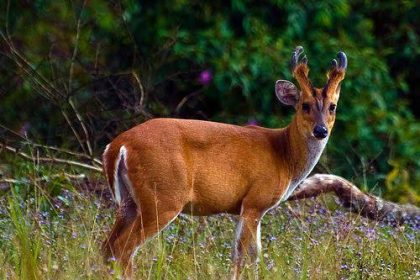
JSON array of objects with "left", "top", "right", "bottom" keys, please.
[{"left": 275, "top": 46, "right": 347, "bottom": 139}]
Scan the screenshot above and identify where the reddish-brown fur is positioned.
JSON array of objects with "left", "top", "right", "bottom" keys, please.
[{"left": 102, "top": 47, "right": 346, "bottom": 279}]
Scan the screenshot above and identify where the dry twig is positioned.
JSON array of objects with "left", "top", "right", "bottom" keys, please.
[
  {"left": 1, "top": 143, "right": 102, "bottom": 172},
  {"left": 0, "top": 173, "right": 86, "bottom": 191}
]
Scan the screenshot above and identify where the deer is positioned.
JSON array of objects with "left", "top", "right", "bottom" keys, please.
[{"left": 101, "top": 46, "right": 347, "bottom": 279}]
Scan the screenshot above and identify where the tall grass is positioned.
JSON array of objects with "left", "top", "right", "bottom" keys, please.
[{"left": 0, "top": 173, "right": 418, "bottom": 279}]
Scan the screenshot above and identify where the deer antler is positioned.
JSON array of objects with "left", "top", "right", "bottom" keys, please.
[
  {"left": 290, "top": 46, "right": 312, "bottom": 94},
  {"left": 325, "top": 51, "right": 347, "bottom": 96}
]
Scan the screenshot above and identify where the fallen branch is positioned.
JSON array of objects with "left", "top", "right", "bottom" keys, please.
[
  {"left": 288, "top": 174, "right": 420, "bottom": 226},
  {"left": 30, "top": 143, "right": 102, "bottom": 166},
  {"left": 1, "top": 143, "right": 102, "bottom": 172},
  {"left": 0, "top": 173, "right": 86, "bottom": 191}
]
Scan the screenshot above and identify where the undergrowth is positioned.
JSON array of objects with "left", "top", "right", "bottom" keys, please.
[{"left": 0, "top": 168, "right": 418, "bottom": 279}]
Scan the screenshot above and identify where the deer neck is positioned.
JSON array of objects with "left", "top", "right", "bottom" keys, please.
[{"left": 279, "top": 116, "right": 329, "bottom": 200}]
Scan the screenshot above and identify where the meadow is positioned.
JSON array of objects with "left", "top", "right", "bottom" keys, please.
[
  {"left": 0, "top": 164, "right": 418, "bottom": 280},
  {"left": 1, "top": 2, "right": 419, "bottom": 279}
]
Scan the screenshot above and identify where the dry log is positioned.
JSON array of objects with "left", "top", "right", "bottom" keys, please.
[{"left": 288, "top": 174, "right": 420, "bottom": 226}]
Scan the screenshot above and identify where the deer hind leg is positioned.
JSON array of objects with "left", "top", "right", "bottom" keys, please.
[
  {"left": 103, "top": 197, "right": 181, "bottom": 278},
  {"left": 231, "top": 209, "right": 262, "bottom": 280},
  {"left": 102, "top": 196, "right": 137, "bottom": 263}
]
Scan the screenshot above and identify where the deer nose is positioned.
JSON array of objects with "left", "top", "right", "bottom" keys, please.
[{"left": 313, "top": 125, "right": 328, "bottom": 139}]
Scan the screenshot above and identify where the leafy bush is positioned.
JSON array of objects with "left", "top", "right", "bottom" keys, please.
[{"left": 0, "top": 0, "right": 418, "bottom": 202}]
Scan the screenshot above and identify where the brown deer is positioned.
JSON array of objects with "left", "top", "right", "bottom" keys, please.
[{"left": 102, "top": 46, "right": 347, "bottom": 279}]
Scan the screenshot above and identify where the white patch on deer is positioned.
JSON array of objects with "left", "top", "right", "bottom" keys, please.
[
  {"left": 280, "top": 137, "right": 328, "bottom": 202},
  {"left": 234, "top": 219, "right": 244, "bottom": 259},
  {"left": 104, "top": 143, "right": 110, "bottom": 154},
  {"left": 113, "top": 145, "right": 128, "bottom": 205},
  {"left": 102, "top": 144, "right": 111, "bottom": 181},
  {"left": 256, "top": 221, "right": 262, "bottom": 258},
  {"left": 233, "top": 208, "right": 245, "bottom": 262}
]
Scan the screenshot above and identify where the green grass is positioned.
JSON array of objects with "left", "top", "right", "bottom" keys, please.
[{"left": 0, "top": 176, "right": 418, "bottom": 280}]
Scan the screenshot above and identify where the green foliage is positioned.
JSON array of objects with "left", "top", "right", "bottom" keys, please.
[{"left": 0, "top": 0, "right": 418, "bottom": 202}]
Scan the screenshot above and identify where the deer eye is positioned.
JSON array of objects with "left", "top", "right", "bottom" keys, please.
[
  {"left": 302, "top": 103, "right": 310, "bottom": 113},
  {"left": 329, "top": 104, "right": 337, "bottom": 113}
]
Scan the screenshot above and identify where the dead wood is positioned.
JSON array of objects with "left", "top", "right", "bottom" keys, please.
[
  {"left": 288, "top": 174, "right": 419, "bottom": 226},
  {"left": 1, "top": 143, "right": 102, "bottom": 172}
]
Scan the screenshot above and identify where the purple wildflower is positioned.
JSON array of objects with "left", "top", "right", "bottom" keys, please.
[
  {"left": 365, "top": 227, "right": 377, "bottom": 240},
  {"left": 198, "top": 70, "right": 213, "bottom": 85},
  {"left": 405, "top": 233, "right": 415, "bottom": 241},
  {"left": 18, "top": 121, "right": 30, "bottom": 137},
  {"left": 107, "top": 256, "right": 116, "bottom": 262},
  {"left": 246, "top": 118, "right": 259, "bottom": 126}
]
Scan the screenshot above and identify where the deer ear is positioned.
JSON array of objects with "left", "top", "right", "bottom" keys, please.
[{"left": 275, "top": 80, "right": 299, "bottom": 106}]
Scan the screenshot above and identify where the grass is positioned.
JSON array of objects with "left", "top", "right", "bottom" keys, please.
[{"left": 0, "top": 169, "right": 418, "bottom": 279}]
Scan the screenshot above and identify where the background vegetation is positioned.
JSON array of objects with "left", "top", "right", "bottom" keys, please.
[
  {"left": 0, "top": 1, "right": 419, "bottom": 279},
  {"left": 1, "top": 0, "right": 419, "bottom": 202}
]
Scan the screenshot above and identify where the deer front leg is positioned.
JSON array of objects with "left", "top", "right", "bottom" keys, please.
[{"left": 231, "top": 209, "right": 262, "bottom": 280}]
